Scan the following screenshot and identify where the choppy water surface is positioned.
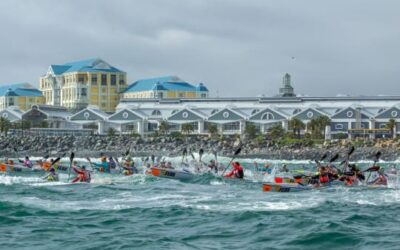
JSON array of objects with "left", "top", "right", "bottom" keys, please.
[{"left": 1, "top": 156, "right": 400, "bottom": 250}]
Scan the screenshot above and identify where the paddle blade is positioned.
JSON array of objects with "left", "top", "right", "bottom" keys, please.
[
  {"left": 329, "top": 153, "right": 339, "bottom": 163},
  {"left": 375, "top": 151, "right": 382, "bottom": 160},
  {"left": 348, "top": 146, "right": 355, "bottom": 156},
  {"left": 234, "top": 145, "right": 242, "bottom": 156},
  {"left": 125, "top": 149, "right": 130, "bottom": 157},
  {"left": 364, "top": 166, "right": 380, "bottom": 172},
  {"left": 51, "top": 157, "right": 61, "bottom": 166},
  {"left": 151, "top": 155, "right": 155, "bottom": 162},
  {"left": 199, "top": 148, "right": 204, "bottom": 156},
  {"left": 320, "top": 153, "right": 328, "bottom": 162},
  {"left": 70, "top": 152, "right": 75, "bottom": 163},
  {"left": 182, "top": 148, "right": 187, "bottom": 156}
]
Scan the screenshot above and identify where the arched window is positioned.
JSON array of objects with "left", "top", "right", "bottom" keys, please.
[
  {"left": 335, "top": 124, "right": 344, "bottom": 130},
  {"left": 261, "top": 112, "right": 275, "bottom": 120},
  {"left": 151, "top": 110, "right": 162, "bottom": 116}
]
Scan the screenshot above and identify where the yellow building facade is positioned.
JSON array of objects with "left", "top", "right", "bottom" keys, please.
[
  {"left": 40, "top": 58, "right": 126, "bottom": 112},
  {"left": 0, "top": 83, "right": 45, "bottom": 111}
]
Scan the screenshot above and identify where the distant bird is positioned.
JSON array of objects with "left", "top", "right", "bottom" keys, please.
[{"left": 291, "top": 56, "right": 296, "bottom": 60}]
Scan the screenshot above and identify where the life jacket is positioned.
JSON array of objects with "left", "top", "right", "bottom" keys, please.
[
  {"left": 0, "top": 164, "right": 6, "bottom": 172},
  {"left": 319, "top": 175, "right": 329, "bottom": 183},
  {"left": 235, "top": 169, "right": 244, "bottom": 179},
  {"left": 42, "top": 162, "right": 52, "bottom": 171}
]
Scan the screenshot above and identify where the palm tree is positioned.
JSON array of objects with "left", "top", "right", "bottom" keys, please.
[
  {"left": 386, "top": 118, "right": 396, "bottom": 138},
  {"left": 317, "top": 115, "right": 331, "bottom": 139},
  {"left": 288, "top": 118, "right": 305, "bottom": 138},
  {"left": 0, "top": 117, "right": 11, "bottom": 136},
  {"left": 244, "top": 122, "right": 257, "bottom": 139},
  {"left": 158, "top": 120, "right": 169, "bottom": 135},
  {"left": 181, "top": 123, "right": 194, "bottom": 135},
  {"left": 207, "top": 123, "right": 218, "bottom": 137}
]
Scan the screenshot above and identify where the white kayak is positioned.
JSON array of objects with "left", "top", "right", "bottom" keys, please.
[{"left": 150, "top": 167, "right": 194, "bottom": 181}]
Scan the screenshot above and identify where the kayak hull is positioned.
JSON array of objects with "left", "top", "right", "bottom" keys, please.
[
  {"left": 262, "top": 182, "right": 313, "bottom": 192},
  {"left": 150, "top": 167, "right": 194, "bottom": 181}
]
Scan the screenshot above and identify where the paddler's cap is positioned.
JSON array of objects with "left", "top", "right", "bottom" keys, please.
[
  {"left": 81, "top": 166, "right": 86, "bottom": 170},
  {"left": 101, "top": 156, "right": 107, "bottom": 161},
  {"left": 73, "top": 161, "right": 78, "bottom": 165},
  {"left": 50, "top": 168, "right": 55, "bottom": 172},
  {"left": 25, "top": 156, "right": 29, "bottom": 160}
]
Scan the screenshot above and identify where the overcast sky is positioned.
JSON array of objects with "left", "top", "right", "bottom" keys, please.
[{"left": 0, "top": 0, "right": 399, "bottom": 97}]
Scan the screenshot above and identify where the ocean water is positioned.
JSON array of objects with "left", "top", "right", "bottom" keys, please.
[{"left": 1, "top": 156, "right": 400, "bottom": 250}]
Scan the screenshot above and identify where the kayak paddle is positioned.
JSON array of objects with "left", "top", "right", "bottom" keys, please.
[
  {"left": 221, "top": 143, "right": 242, "bottom": 176},
  {"left": 67, "top": 152, "right": 74, "bottom": 182}
]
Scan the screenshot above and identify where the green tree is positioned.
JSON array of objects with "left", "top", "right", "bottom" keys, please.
[
  {"left": 308, "top": 115, "right": 331, "bottom": 139},
  {"left": 158, "top": 120, "right": 169, "bottom": 135},
  {"left": 386, "top": 118, "right": 396, "bottom": 138},
  {"left": 317, "top": 115, "right": 331, "bottom": 139},
  {"left": 288, "top": 118, "right": 305, "bottom": 139},
  {"left": 107, "top": 127, "right": 116, "bottom": 137},
  {"left": 244, "top": 123, "right": 258, "bottom": 139},
  {"left": 268, "top": 125, "right": 285, "bottom": 140},
  {"left": 207, "top": 123, "right": 218, "bottom": 137},
  {"left": 0, "top": 117, "right": 11, "bottom": 135},
  {"left": 181, "top": 123, "right": 194, "bottom": 135}
]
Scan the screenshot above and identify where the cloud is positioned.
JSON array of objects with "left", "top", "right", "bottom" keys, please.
[{"left": 0, "top": 0, "right": 399, "bottom": 97}]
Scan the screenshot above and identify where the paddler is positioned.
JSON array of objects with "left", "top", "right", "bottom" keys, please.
[
  {"left": 92, "top": 156, "right": 110, "bottom": 173},
  {"left": 43, "top": 168, "right": 59, "bottom": 182},
  {"left": 253, "top": 161, "right": 271, "bottom": 175},
  {"left": 108, "top": 157, "right": 117, "bottom": 170},
  {"left": 166, "top": 161, "right": 174, "bottom": 169},
  {"left": 224, "top": 162, "right": 244, "bottom": 179},
  {"left": 208, "top": 160, "right": 218, "bottom": 173},
  {"left": 20, "top": 156, "right": 33, "bottom": 168},
  {"left": 37, "top": 159, "right": 52, "bottom": 171},
  {"left": 368, "top": 168, "right": 388, "bottom": 186},
  {"left": 71, "top": 162, "right": 91, "bottom": 183}
]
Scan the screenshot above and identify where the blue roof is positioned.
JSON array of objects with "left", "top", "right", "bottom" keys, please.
[
  {"left": 124, "top": 76, "right": 208, "bottom": 93},
  {"left": 196, "top": 83, "right": 209, "bottom": 92},
  {"left": 0, "top": 83, "right": 43, "bottom": 97},
  {"left": 49, "top": 58, "right": 124, "bottom": 75}
]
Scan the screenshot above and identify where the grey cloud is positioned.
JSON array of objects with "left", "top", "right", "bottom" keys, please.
[{"left": 0, "top": 0, "right": 399, "bottom": 97}]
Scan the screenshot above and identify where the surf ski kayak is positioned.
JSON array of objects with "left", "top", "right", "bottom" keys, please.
[{"left": 150, "top": 167, "right": 194, "bottom": 181}]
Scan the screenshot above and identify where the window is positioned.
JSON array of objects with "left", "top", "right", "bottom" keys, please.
[
  {"left": 101, "top": 74, "right": 107, "bottom": 85},
  {"left": 78, "top": 77, "right": 84, "bottom": 83},
  {"left": 211, "top": 109, "right": 218, "bottom": 115},
  {"left": 158, "top": 92, "right": 164, "bottom": 99},
  {"left": 223, "top": 122, "right": 240, "bottom": 131},
  {"left": 110, "top": 75, "right": 116, "bottom": 85},
  {"left": 346, "top": 111, "right": 353, "bottom": 118},
  {"left": 91, "top": 75, "right": 97, "bottom": 85},
  {"left": 101, "top": 103, "right": 106, "bottom": 107},
  {"left": 178, "top": 93, "right": 184, "bottom": 98},
  {"left": 119, "top": 79, "right": 125, "bottom": 85},
  {"left": 81, "top": 88, "right": 87, "bottom": 96},
  {"left": 306, "top": 111, "right": 314, "bottom": 118},
  {"left": 391, "top": 110, "right": 398, "bottom": 117},
  {"left": 251, "top": 109, "right": 260, "bottom": 115},
  {"left": 201, "top": 93, "right": 207, "bottom": 98},
  {"left": 261, "top": 112, "right": 275, "bottom": 120},
  {"left": 379, "top": 124, "right": 386, "bottom": 129},
  {"left": 335, "top": 124, "right": 344, "bottom": 130},
  {"left": 151, "top": 110, "right": 162, "bottom": 116}
]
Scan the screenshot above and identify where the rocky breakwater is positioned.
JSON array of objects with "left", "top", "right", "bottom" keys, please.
[{"left": 0, "top": 135, "right": 399, "bottom": 161}]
